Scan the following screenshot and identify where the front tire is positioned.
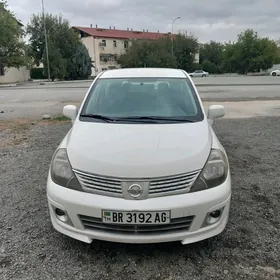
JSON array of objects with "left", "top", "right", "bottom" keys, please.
[
  {"left": 272, "top": 72, "right": 276, "bottom": 76},
  {"left": 202, "top": 74, "right": 206, "bottom": 77}
]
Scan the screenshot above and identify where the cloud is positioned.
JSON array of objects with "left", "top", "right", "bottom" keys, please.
[{"left": 7, "top": 0, "right": 280, "bottom": 42}]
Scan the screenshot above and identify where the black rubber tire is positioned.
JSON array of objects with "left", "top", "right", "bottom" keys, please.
[
  {"left": 202, "top": 74, "right": 206, "bottom": 77},
  {"left": 272, "top": 72, "right": 276, "bottom": 76}
]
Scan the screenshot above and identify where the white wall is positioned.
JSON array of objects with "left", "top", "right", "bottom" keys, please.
[
  {"left": 0, "top": 67, "right": 30, "bottom": 84},
  {"left": 81, "top": 36, "right": 96, "bottom": 76},
  {"left": 82, "top": 36, "right": 127, "bottom": 75},
  {"left": 94, "top": 38, "right": 128, "bottom": 74}
]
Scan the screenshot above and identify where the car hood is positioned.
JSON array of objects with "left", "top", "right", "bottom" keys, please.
[{"left": 64, "top": 121, "right": 212, "bottom": 178}]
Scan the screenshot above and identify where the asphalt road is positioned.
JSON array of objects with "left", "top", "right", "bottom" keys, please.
[
  {"left": 1, "top": 76, "right": 280, "bottom": 120},
  {"left": 5, "top": 75, "right": 280, "bottom": 88},
  {"left": 1, "top": 117, "right": 280, "bottom": 280}
]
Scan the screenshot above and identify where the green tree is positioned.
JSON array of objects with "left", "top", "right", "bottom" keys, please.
[
  {"left": 199, "top": 41, "right": 224, "bottom": 73},
  {"left": 173, "top": 32, "right": 200, "bottom": 71},
  {"left": 224, "top": 29, "right": 278, "bottom": 74},
  {"left": 66, "top": 42, "right": 93, "bottom": 80},
  {"left": 26, "top": 13, "right": 79, "bottom": 66},
  {"left": 219, "top": 42, "right": 236, "bottom": 73},
  {"left": 118, "top": 39, "right": 177, "bottom": 68},
  {"left": 0, "top": 1, "right": 29, "bottom": 69},
  {"left": 26, "top": 13, "right": 92, "bottom": 80},
  {"left": 43, "top": 41, "right": 66, "bottom": 81},
  {"left": 118, "top": 32, "right": 198, "bottom": 70}
]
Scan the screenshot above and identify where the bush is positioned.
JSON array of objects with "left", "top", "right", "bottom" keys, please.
[
  {"left": 30, "top": 68, "right": 45, "bottom": 79},
  {"left": 201, "top": 60, "right": 219, "bottom": 74}
]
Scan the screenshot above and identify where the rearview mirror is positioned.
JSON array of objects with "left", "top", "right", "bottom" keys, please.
[
  {"left": 208, "top": 105, "right": 225, "bottom": 124},
  {"left": 63, "top": 105, "right": 77, "bottom": 124}
]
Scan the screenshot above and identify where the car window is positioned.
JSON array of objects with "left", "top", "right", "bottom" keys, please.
[{"left": 81, "top": 77, "right": 204, "bottom": 123}]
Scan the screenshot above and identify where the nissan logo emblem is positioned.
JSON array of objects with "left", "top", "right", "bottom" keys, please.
[{"left": 128, "top": 184, "right": 143, "bottom": 198}]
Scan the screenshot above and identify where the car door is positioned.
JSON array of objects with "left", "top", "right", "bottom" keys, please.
[{"left": 193, "top": 70, "right": 200, "bottom": 77}]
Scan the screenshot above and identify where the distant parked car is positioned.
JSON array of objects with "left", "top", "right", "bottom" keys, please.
[
  {"left": 189, "top": 70, "right": 209, "bottom": 78},
  {"left": 270, "top": 69, "right": 280, "bottom": 76}
]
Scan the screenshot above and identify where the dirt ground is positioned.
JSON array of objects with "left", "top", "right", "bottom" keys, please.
[{"left": 1, "top": 117, "right": 280, "bottom": 280}]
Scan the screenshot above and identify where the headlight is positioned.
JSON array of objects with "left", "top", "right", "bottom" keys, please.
[
  {"left": 50, "top": 148, "right": 82, "bottom": 191},
  {"left": 190, "top": 149, "right": 229, "bottom": 192}
]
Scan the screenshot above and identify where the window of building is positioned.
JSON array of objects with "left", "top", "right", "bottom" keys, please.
[
  {"left": 0, "top": 65, "right": 4, "bottom": 76},
  {"left": 113, "top": 40, "right": 117, "bottom": 47},
  {"left": 101, "top": 40, "right": 106, "bottom": 47},
  {"left": 124, "top": 40, "right": 128, "bottom": 48},
  {"left": 100, "top": 54, "right": 118, "bottom": 62},
  {"left": 102, "top": 68, "right": 107, "bottom": 71}
]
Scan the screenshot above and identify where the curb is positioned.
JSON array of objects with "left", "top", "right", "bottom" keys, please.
[{"left": 0, "top": 83, "right": 18, "bottom": 88}]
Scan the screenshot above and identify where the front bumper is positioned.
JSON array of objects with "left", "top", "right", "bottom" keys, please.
[{"left": 47, "top": 174, "right": 231, "bottom": 245}]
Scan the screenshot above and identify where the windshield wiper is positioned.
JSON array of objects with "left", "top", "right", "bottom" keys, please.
[
  {"left": 80, "top": 114, "right": 116, "bottom": 122},
  {"left": 122, "top": 116, "right": 195, "bottom": 122}
]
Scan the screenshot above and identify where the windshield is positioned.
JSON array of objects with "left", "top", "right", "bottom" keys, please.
[{"left": 80, "top": 77, "right": 204, "bottom": 123}]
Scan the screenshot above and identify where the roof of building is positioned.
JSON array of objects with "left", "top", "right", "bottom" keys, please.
[
  {"left": 2, "top": 6, "right": 23, "bottom": 26},
  {"left": 72, "top": 26, "right": 170, "bottom": 40},
  {"left": 99, "top": 68, "right": 186, "bottom": 79},
  {"left": 16, "top": 19, "right": 23, "bottom": 26}
]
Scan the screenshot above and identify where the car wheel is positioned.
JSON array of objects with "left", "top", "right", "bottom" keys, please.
[
  {"left": 272, "top": 72, "right": 276, "bottom": 76},
  {"left": 202, "top": 74, "right": 206, "bottom": 77}
]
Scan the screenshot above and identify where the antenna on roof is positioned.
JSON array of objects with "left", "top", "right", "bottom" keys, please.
[
  {"left": 96, "top": 24, "right": 98, "bottom": 28},
  {"left": 90, "top": 24, "right": 92, "bottom": 28}
]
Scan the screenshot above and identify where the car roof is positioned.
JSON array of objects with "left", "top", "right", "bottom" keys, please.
[{"left": 99, "top": 68, "right": 187, "bottom": 79}]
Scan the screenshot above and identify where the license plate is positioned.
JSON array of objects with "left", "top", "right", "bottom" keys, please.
[{"left": 102, "top": 210, "right": 170, "bottom": 225}]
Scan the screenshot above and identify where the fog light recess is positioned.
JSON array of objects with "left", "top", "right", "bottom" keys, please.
[
  {"left": 55, "top": 208, "right": 68, "bottom": 222},
  {"left": 203, "top": 207, "right": 224, "bottom": 227}
]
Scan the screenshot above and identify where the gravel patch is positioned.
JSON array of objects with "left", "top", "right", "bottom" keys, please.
[{"left": 1, "top": 117, "right": 280, "bottom": 280}]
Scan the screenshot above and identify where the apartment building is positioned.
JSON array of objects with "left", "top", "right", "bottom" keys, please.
[{"left": 73, "top": 26, "right": 178, "bottom": 76}]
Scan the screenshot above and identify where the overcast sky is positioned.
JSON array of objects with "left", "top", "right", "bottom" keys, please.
[{"left": 7, "top": 0, "right": 280, "bottom": 43}]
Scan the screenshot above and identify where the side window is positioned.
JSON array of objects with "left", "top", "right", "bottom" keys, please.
[{"left": 124, "top": 40, "right": 128, "bottom": 48}]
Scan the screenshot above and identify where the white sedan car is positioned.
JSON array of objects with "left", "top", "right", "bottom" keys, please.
[
  {"left": 189, "top": 70, "right": 209, "bottom": 77},
  {"left": 47, "top": 68, "right": 231, "bottom": 245},
  {"left": 270, "top": 69, "right": 280, "bottom": 76}
]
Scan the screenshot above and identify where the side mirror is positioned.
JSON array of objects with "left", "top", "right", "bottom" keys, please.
[
  {"left": 63, "top": 105, "right": 77, "bottom": 123},
  {"left": 208, "top": 105, "right": 225, "bottom": 124}
]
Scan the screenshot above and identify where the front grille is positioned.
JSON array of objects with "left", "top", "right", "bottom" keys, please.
[
  {"left": 79, "top": 215, "right": 194, "bottom": 234},
  {"left": 73, "top": 169, "right": 201, "bottom": 198},
  {"left": 74, "top": 170, "right": 123, "bottom": 197},
  {"left": 149, "top": 170, "right": 200, "bottom": 197}
]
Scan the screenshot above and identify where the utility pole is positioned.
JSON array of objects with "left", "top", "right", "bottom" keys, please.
[
  {"left": 171, "top": 16, "right": 180, "bottom": 58},
  {"left": 42, "top": 0, "right": 51, "bottom": 82}
]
